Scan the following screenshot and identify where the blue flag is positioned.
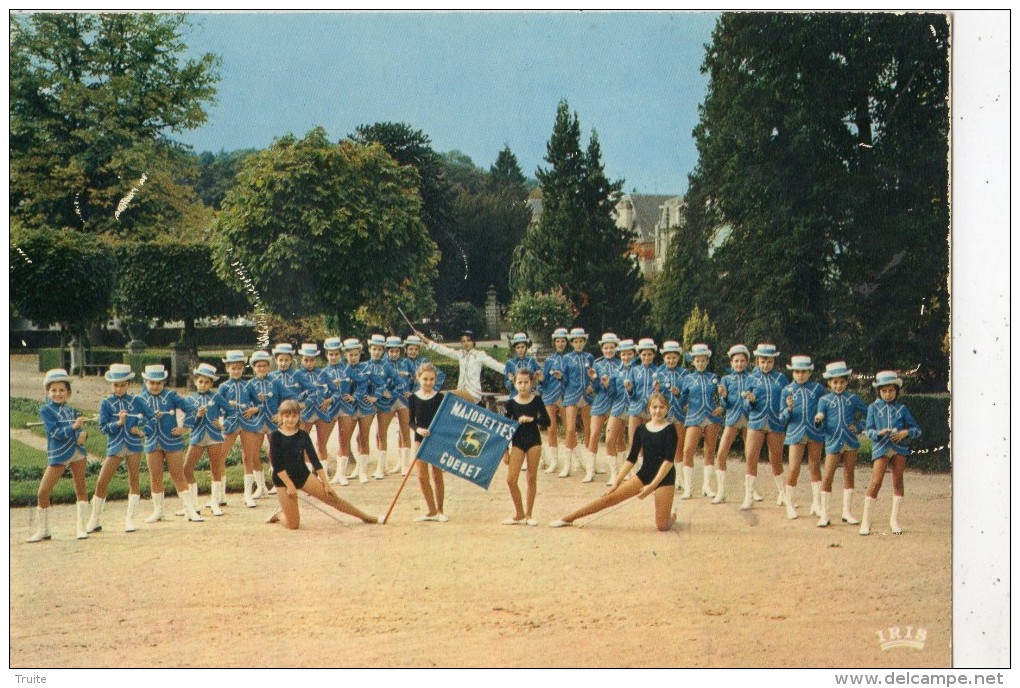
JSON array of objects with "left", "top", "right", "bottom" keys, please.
[{"left": 416, "top": 394, "right": 518, "bottom": 490}]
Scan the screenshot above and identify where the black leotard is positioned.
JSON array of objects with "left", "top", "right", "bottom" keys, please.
[
  {"left": 409, "top": 392, "right": 444, "bottom": 442},
  {"left": 626, "top": 424, "right": 678, "bottom": 486},
  {"left": 269, "top": 429, "right": 322, "bottom": 488},
  {"left": 505, "top": 395, "right": 550, "bottom": 451}
]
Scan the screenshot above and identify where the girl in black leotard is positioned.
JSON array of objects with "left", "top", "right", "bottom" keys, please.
[
  {"left": 408, "top": 363, "right": 448, "bottom": 523},
  {"left": 549, "top": 393, "right": 677, "bottom": 532},
  {"left": 502, "top": 369, "right": 551, "bottom": 526},
  {"left": 264, "top": 400, "right": 380, "bottom": 530}
]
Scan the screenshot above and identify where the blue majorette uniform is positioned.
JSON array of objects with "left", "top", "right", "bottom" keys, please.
[
  {"left": 562, "top": 350, "right": 595, "bottom": 407},
  {"left": 864, "top": 399, "right": 921, "bottom": 459},
  {"left": 815, "top": 391, "right": 869, "bottom": 454},
  {"left": 182, "top": 390, "right": 231, "bottom": 446},
  {"left": 139, "top": 388, "right": 191, "bottom": 452},
  {"left": 680, "top": 370, "right": 723, "bottom": 427},
  {"left": 504, "top": 354, "right": 541, "bottom": 393},
  {"left": 365, "top": 356, "right": 398, "bottom": 413},
  {"left": 538, "top": 350, "right": 567, "bottom": 405},
  {"left": 40, "top": 399, "right": 88, "bottom": 465},
  {"left": 779, "top": 380, "right": 827, "bottom": 444},
  {"left": 316, "top": 361, "right": 352, "bottom": 421},
  {"left": 400, "top": 355, "right": 446, "bottom": 393},
  {"left": 99, "top": 393, "right": 153, "bottom": 456},
  {"left": 625, "top": 361, "right": 659, "bottom": 416},
  {"left": 386, "top": 357, "right": 412, "bottom": 409},
  {"left": 215, "top": 376, "right": 247, "bottom": 435},
  {"left": 589, "top": 355, "right": 621, "bottom": 416},
  {"left": 348, "top": 360, "right": 374, "bottom": 416},
  {"left": 238, "top": 374, "right": 293, "bottom": 433},
  {"left": 718, "top": 369, "right": 753, "bottom": 428},
  {"left": 746, "top": 368, "right": 790, "bottom": 432},
  {"left": 292, "top": 366, "right": 324, "bottom": 424},
  {"left": 609, "top": 357, "right": 633, "bottom": 418},
  {"left": 270, "top": 367, "right": 318, "bottom": 412},
  {"left": 655, "top": 365, "right": 689, "bottom": 424}
]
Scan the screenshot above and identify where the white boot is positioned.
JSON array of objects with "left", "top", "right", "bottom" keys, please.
[
  {"left": 741, "top": 474, "right": 755, "bottom": 510},
  {"left": 816, "top": 491, "right": 831, "bottom": 527},
  {"left": 75, "top": 500, "right": 89, "bottom": 539},
  {"left": 581, "top": 448, "right": 595, "bottom": 483},
  {"left": 859, "top": 495, "right": 875, "bottom": 535},
  {"left": 544, "top": 446, "right": 558, "bottom": 474},
  {"left": 702, "top": 466, "right": 716, "bottom": 498},
  {"left": 347, "top": 456, "right": 360, "bottom": 479},
  {"left": 27, "top": 506, "right": 51, "bottom": 542},
  {"left": 753, "top": 486, "right": 764, "bottom": 501},
  {"left": 594, "top": 448, "right": 607, "bottom": 474},
  {"left": 711, "top": 469, "right": 726, "bottom": 504},
  {"left": 810, "top": 481, "right": 822, "bottom": 516},
  {"left": 558, "top": 448, "right": 572, "bottom": 478},
  {"left": 243, "top": 474, "right": 257, "bottom": 508},
  {"left": 182, "top": 490, "right": 205, "bottom": 522},
  {"left": 124, "top": 494, "right": 140, "bottom": 532},
  {"left": 387, "top": 448, "right": 402, "bottom": 474},
  {"left": 773, "top": 474, "right": 786, "bottom": 506},
  {"left": 358, "top": 454, "right": 370, "bottom": 483},
  {"left": 208, "top": 481, "right": 224, "bottom": 517},
  {"left": 372, "top": 448, "right": 386, "bottom": 480},
  {"left": 841, "top": 488, "right": 860, "bottom": 524},
  {"left": 326, "top": 456, "right": 337, "bottom": 481},
  {"left": 680, "top": 466, "right": 693, "bottom": 499},
  {"left": 785, "top": 485, "right": 798, "bottom": 519},
  {"left": 890, "top": 495, "right": 903, "bottom": 534},
  {"left": 252, "top": 469, "right": 266, "bottom": 498},
  {"left": 86, "top": 495, "right": 106, "bottom": 533},
  {"left": 219, "top": 479, "right": 228, "bottom": 505},
  {"left": 175, "top": 483, "right": 198, "bottom": 516},
  {"left": 331, "top": 456, "right": 349, "bottom": 485},
  {"left": 145, "top": 492, "right": 165, "bottom": 523},
  {"left": 605, "top": 453, "right": 618, "bottom": 487},
  {"left": 262, "top": 467, "right": 276, "bottom": 495},
  {"left": 400, "top": 447, "right": 411, "bottom": 475}
]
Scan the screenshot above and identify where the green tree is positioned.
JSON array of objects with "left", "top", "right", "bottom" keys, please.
[
  {"left": 10, "top": 223, "right": 117, "bottom": 354},
  {"left": 214, "top": 128, "right": 439, "bottom": 333},
  {"left": 113, "top": 237, "right": 249, "bottom": 356},
  {"left": 487, "top": 145, "right": 529, "bottom": 200},
  {"left": 10, "top": 13, "right": 220, "bottom": 233},
  {"left": 657, "top": 13, "right": 949, "bottom": 388},
  {"left": 512, "top": 100, "right": 647, "bottom": 334},
  {"left": 442, "top": 150, "right": 487, "bottom": 194},
  {"left": 680, "top": 306, "right": 719, "bottom": 371},
  {"left": 192, "top": 148, "right": 258, "bottom": 210}
]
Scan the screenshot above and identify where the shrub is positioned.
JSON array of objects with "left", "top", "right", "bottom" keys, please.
[
  {"left": 505, "top": 290, "right": 575, "bottom": 340},
  {"left": 441, "top": 302, "right": 486, "bottom": 340}
]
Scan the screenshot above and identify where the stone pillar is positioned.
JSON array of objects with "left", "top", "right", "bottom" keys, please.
[
  {"left": 484, "top": 286, "right": 502, "bottom": 341},
  {"left": 169, "top": 342, "right": 189, "bottom": 387},
  {"left": 69, "top": 336, "right": 85, "bottom": 376}
]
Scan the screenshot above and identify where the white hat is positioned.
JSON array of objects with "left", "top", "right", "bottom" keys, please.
[
  {"left": 323, "top": 337, "right": 343, "bottom": 351},
  {"left": 192, "top": 362, "right": 219, "bottom": 381},
  {"left": 637, "top": 337, "right": 657, "bottom": 352},
  {"left": 367, "top": 334, "right": 387, "bottom": 348},
  {"left": 822, "top": 361, "right": 853, "bottom": 379},
  {"left": 660, "top": 340, "right": 682, "bottom": 355},
  {"left": 404, "top": 335, "right": 423, "bottom": 348},
  {"left": 689, "top": 343, "right": 712, "bottom": 358},
  {"left": 343, "top": 338, "right": 363, "bottom": 351},
  {"left": 617, "top": 339, "right": 636, "bottom": 352},
  {"left": 298, "top": 343, "right": 320, "bottom": 357},
  {"left": 872, "top": 370, "right": 903, "bottom": 388},
  {"left": 104, "top": 363, "right": 135, "bottom": 382},
  {"left": 753, "top": 343, "right": 780, "bottom": 358},
  {"left": 568, "top": 327, "right": 588, "bottom": 341},
  {"left": 222, "top": 350, "right": 247, "bottom": 364},
  {"left": 271, "top": 343, "right": 295, "bottom": 356},
  {"left": 786, "top": 355, "right": 814, "bottom": 371},
  {"left": 385, "top": 336, "right": 403, "bottom": 349},
  {"left": 141, "top": 364, "right": 168, "bottom": 381},
  {"left": 551, "top": 327, "right": 570, "bottom": 341},
  {"left": 44, "top": 368, "right": 71, "bottom": 388},
  {"left": 509, "top": 332, "right": 531, "bottom": 347},
  {"left": 726, "top": 344, "right": 751, "bottom": 359},
  {"left": 249, "top": 351, "right": 272, "bottom": 365},
  {"left": 598, "top": 332, "right": 620, "bottom": 346}
]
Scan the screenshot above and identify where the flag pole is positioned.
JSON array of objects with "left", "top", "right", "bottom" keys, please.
[
  {"left": 577, "top": 495, "right": 638, "bottom": 529},
  {"left": 381, "top": 459, "right": 419, "bottom": 525}
]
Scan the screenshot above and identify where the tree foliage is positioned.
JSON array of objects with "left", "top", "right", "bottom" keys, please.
[
  {"left": 655, "top": 13, "right": 949, "bottom": 389},
  {"left": 214, "top": 127, "right": 439, "bottom": 333},
  {"left": 511, "top": 100, "right": 648, "bottom": 335},
  {"left": 9, "top": 12, "right": 220, "bottom": 234}
]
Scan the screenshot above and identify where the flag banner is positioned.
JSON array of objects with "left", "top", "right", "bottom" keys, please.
[{"left": 416, "top": 394, "right": 518, "bottom": 490}]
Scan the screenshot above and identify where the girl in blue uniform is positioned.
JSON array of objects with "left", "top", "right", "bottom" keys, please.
[
  {"left": 586, "top": 333, "right": 622, "bottom": 485},
  {"left": 502, "top": 368, "right": 551, "bottom": 525},
  {"left": 607, "top": 339, "right": 636, "bottom": 481},
  {"left": 402, "top": 335, "right": 446, "bottom": 392},
  {"left": 182, "top": 363, "right": 232, "bottom": 517},
  {"left": 549, "top": 393, "right": 677, "bottom": 532},
  {"left": 861, "top": 371, "right": 922, "bottom": 535},
  {"left": 778, "top": 356, "right": 827, "bottom": 520},
  {"left": 655, "top": 341, "right": 688, "bottom": 477},
  {"left": 713, "top": 345, "right": 753, "bottom": 503},
  {"left": 87, "top": 364, "right": 153, "bottom": 534},
  {"left": 239, "top": 350, "right": 293, "bottom": 504},
  {"left": 677, "top": 344, "right": 724, "bottom": 500},
  {"left": 503, "top": 332, "right": 542, "bottom": 393},
  {"left": 344, "top": 338, "right": 376, "bottom": 483},
  {"left": 313, "top": 338, "right": 349, "bottom": 484},
  {"left": 270, "top": 343, "right": 318, "bottom": 432},
  {"left": 813, "top": 361, "right": 869, "bottom": 527},
  {"left": 386, "top": 336, "right": 414, "bottom": 476},
  {"left": 741, "top": 344, "right": 788, "bottom": 510},
  {"left": 365, "top": 334, "right": 398, "bottom": 480},
  {"left": 624, "top": 339, "right": 659, "bottom": 470},
  {"left": 139, "top": 364, "right": 203, "bottom": 522},
  {"left": 540, "top": 328, "right": 570, "bottom": 475},
  {"left": 215, "top": 351, "right": 248, "bottom": 506},
  {"left": 27, "top": 370, "right": 91, "bottom": 542},
  {"left": 560, "top": 328, "right": 595, "bottom": 479},
  {"left": 294, "top": 343, "right": 324, "bottom": 434}
]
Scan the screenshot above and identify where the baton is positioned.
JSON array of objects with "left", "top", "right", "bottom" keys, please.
[
  {"left": 397, "top": 307, "right": 416, "bottom": 331},
  {"left": 577, "top": 495, "right": 639, "bottom": 529}
]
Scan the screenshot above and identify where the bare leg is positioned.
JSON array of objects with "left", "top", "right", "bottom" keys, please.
[
  {"left": 866, "top": 456, "right": 889, "bottom": 498},
  {"left": 69, "top": 458, "right": 88, "bottom": 501},
  {"left": 716, "top": 425, "right": 739, "bottom": 471},
  {"left": 37, "top": 465, "right": 66, "bottom": 508},
  {"left": 93, "top": 456, "right": 124, "bottom": 499},
  {"left": 416, "top": 459, "right": 438, "bottom": 516},
  {"left": 125, "top": 454, "right": 142, "bottom": 494},
  {"left": 524, "top": 446, "right": 540, "bottom": 518},
  {"left": 561, "top": 478, "right": 642, "bottom": 524},
  {"left": 432, "top": 465, "right": 445, "bottom": 514},
  {"left": 147, "top": 449, "right": 166, "bottom": 495},
  {"left": 505, "top": 448, "right": 526, "bottom": 520},
  {"left": 653, "top": 484, "right": 677, "bottom": 531},
  {"left": 890, "top": 454, "right": 906, "bottom": 497},
  {"left": 304, "top": 477, "right": 378, "bottom": 523}
]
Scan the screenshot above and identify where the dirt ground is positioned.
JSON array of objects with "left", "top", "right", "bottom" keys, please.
[{"left": 8, "top": 355, "right": 952, "bottom": 668}]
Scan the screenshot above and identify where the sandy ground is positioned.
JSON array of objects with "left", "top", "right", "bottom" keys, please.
[{"left": 8, "top": 355, "right": 952, "bottom": 668}]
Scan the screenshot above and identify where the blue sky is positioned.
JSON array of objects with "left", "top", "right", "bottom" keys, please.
[{"left": 174, "top": 11, "right": 718, "bottom": 194}]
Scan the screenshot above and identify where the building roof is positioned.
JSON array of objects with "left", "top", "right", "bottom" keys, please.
[{"left": 620, "top": 194, "right": 675, "bottom": 242}]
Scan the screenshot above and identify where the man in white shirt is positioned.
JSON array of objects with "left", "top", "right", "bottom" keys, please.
[{"left": 415, "top": 330, "right": 506, "bottom": 403}]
